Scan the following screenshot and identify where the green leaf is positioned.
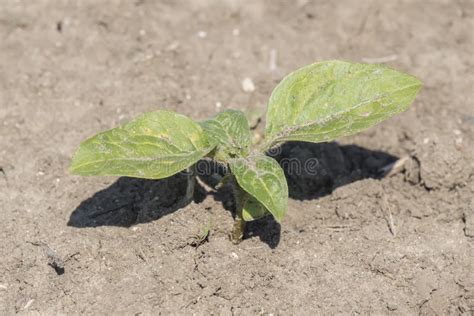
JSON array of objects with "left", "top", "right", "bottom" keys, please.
[
  {"left": 70, "top": 110, "right": 212, "bottom": 179},
  {"left": 242, "top": 195, "right": 269, "bottom": 221},
  {"left": 230, "top": 154, "right": 288, "bottom": 222},
  {"left": 265, "top": 60, "right": 422, "bottom": 145},
  {"left": 200, "top": 109, "right": 252, "bottom": 161}
]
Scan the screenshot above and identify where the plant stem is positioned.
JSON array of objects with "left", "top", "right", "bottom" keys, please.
[
  {"left": 258, "top": 138, "right": 281, "bottom": 154},
  {"left": 178, "top": 165, "right": 196, "bottom": 208},
  {"left": 230, "top": 212, "right": 245, "bottom": 244},
  {"left": 230, "top": 177, "right": 246, "bottom": 244}
]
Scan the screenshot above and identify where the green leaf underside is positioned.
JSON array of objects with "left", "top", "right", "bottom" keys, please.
[
  {"left": 242, "top": 195, "right": 269, "bottom": 221},
  {"left": 230, "top": 155, "right": 288, "bottom": 222},
  {"left": 70, "top": 110, "right": 212, "bottom": 179},
  {"left": 265, "top": 60, "right": 422, "bottom": 144},
  {"left": 200, "top": 110, "right": 252, "bottom": 160}
]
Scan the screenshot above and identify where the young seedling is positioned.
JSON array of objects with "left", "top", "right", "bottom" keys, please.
[
  {"left": 70, "top": 60, "right": 422, "bottom": 243},
  {"left": 189, "top": 220, "right": 212, "bottom": 248}
]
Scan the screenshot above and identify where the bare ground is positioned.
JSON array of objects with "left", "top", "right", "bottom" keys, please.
[{"left": 0, "top": 0, "right": 473, "bottom": 314}]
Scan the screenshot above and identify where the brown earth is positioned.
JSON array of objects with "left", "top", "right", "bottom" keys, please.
[{"left": 1, "top": 0, "right": 473, "bottom": 314}]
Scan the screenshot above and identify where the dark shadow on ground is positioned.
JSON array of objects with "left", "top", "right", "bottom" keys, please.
[
  {"left": 246, "top": 217, "right": 281, "bottom": 248},
  {"left": 68, "top": 172, "right": 199, "bottom": 228},
  {"left": 68, "top": 141, "right": 397, "bottom": 248},
  {"left": 269, "top": 141, "right": 397, "bottom": 201}
]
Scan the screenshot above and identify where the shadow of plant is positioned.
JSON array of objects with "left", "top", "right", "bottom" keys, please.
[
  {"left": 269, "top": 141, "right": 397, "bottom": 200},
  {"left": 68, "top": 141, "right": 397, "bottom": 248},
  {"left": 68, "top": 172, "right": 199, "bottom": 228}
]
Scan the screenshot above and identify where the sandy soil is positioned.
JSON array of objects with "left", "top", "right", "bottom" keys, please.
[{"left": 1, "top": 0, "right": 473, "bottom": 314}]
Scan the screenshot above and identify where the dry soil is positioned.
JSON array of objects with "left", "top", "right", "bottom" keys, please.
[{"left": 0, "top": 0, "right": 473, "bottom": 314}]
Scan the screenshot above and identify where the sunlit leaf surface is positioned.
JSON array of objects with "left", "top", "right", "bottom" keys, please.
[
  {"left": 70, "top": 110, "right": 212, "bottom": 179},
  {"left": 265, "top": 60, "right": 422, "bottom": 145},
  {"left": 200, "top": 109, "right": 252, "bottom": 161},
  {"left": 230, "top": 154, "right": 288, "bottom": 222}
]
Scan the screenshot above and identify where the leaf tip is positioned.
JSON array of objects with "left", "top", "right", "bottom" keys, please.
[
  {"left": 406, "top": 72, "right": 423, "bottom": 89},
  {"left": 273, "top": 214, "right": 284, "bottom": 223},
  {"left": 68, "top": 156, "right": 83, "bottom": 175}
]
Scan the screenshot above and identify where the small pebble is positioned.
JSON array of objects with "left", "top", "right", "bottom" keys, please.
[
  {"left": 269, "top": 49, "right": 277, "bottom": 71},
  {"left": 62, "top": 17, "right": 71, "bottom": 27},
  {"left": 241, "top": 78, "right": 255, "bottom": 92},
  {"left": 197, "top": 31, "right": 207, "bottom": 38},
  {"left": 230, "top": 252, "right": 239, "bottom": 259},
  {"left": 215, "top": 101, "right": 222, "bottom": 109},
  {"left": 23, "top": 299, "right": 34, "bottom": 310},
  {"left": 387, "top": 303, "right": 398, "bottom": 311},
  {"left": 232, "top": 28, "right": 240, "bottom": 36},
  {"left": 166, "top": 41, "right": 180, "bottom": 51}
]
